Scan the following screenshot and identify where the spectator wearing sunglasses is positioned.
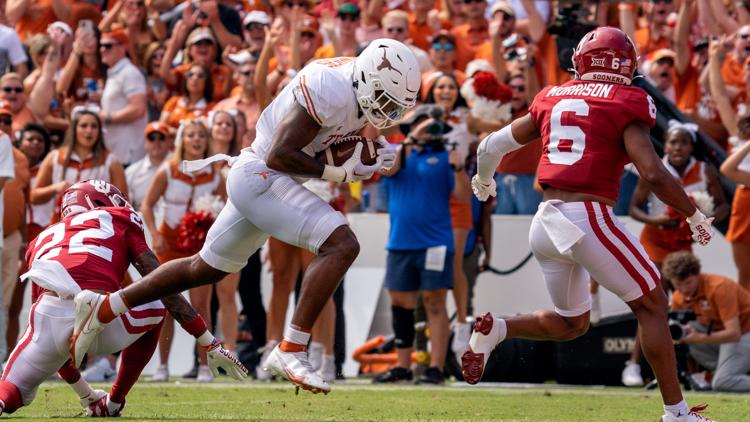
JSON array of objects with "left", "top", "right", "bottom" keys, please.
[
  {"left": 125, "top": 122, "right": 173, "bottom": 212},
  {"left": 492, "top": 73, "right": 541, "bottom": 215},
  {"left": 214, "top": 59, "right": 260, "bottom": 144},
  {"left": 382, "top": 10, "right": 433, "bottom": 74},
  {"left": 409, "top": 0, "right": 450, "bottom": 52},
  {"left": 450, "top": 0, "right": 489, "bottom": 71},
  {"left": 99, "top": 29, "right": 148, "bottom": 166},
  {"left": 425, "top": 32, "right": 466, "bottom": 91},
  {"left": 242, "top": 11, "right": 271, "bottom": 52},
  {"left": 160, "top": 62, "right": 215, "bottom": 129},
  {"left": 0, "top": 73, "right": 44, "bottom": 135},
  {"left": 314, "top": 3, "right": 362, "bottom": 59},
  {"left": 645, "top": 49, "right": 678, "bottom": 103}
]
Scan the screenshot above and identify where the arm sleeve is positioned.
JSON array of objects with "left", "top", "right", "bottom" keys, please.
[
  {"left": 122, "top": 68, "right": 147, "bottom": 97},
  {"left": 292, "top": 69, "right": 344, "bottom": 127},
  {"left": 119, "top": 209, "right": 151, "bottom": 261},
  {"left": 625, "top": 89, "right": 657, "bottom": 128}
]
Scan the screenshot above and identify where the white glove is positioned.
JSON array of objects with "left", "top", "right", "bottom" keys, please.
[
  {"left": 686, "top": 210, "right": 714, "bottom": 246},
  {"left": 341, "top": 143, "right": 383, "bottom": 182},
  {"left": 471, "top": 175, "right": 497, "bottom": 202},
  {"left": 374, "top": 136, "right": 396, "bottom": 169},
  {"left": 206, "top": 340, "right": 248, "bottom": 380}
]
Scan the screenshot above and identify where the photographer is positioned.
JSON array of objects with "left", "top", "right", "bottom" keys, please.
[
  {"left": 664, "top": 251, "right": 750, "bottom": 392},
  {"left": 374, "top": 105, "right": 471, "bottom": 385}
]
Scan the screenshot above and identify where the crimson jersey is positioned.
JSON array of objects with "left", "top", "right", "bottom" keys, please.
[
  {"left": 26, "top": 207, "right": 150, "bottom": 296},
  {"left": 529, "top": 80, "right": 657, "bottom": 201}
]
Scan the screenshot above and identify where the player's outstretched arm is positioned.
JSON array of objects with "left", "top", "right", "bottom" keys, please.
[
  {"left": 473, "top": 114, "right": 539, "bottom": 201},
  {"left": 132, "top": 251, "right": 248, "bottom": 380},
  {"left": 624, "top": 122, "right": 713, "bottom": 245}
]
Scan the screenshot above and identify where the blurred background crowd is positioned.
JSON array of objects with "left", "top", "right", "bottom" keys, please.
[{"left": 0, "top": 0, "right": 748, "bottom": 391}]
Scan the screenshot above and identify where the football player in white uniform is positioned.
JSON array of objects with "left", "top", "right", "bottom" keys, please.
[{"left": 69, "top": 39, "right": 419, "bottom": 394}]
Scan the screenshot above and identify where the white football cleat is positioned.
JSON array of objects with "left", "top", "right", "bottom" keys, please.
[
  {"left": 256, "top": 340, "right": 278, "bottom": 381},
  {"left": 197, "top": 365, "right": 214, "bottom": 383},
  {"left": 79, "top": 389, "right": 107, "bottom": 409},
  {"left": 263, "top": 345, "right": 330, "bottom": 394},
  {"left": 461, "top": 312, "right": 505, "bottom": 385},
  {"left": 621, "top": 360, "right": 644, "bottom": 387},
  {"left": 451, "top": 321, "right": 471, "bottom": 363},
  {"left": 85, "top": 394, "right": 125, "bottom": 417},
  {"left": 70, "top": 291, "right": 109, "bottom": 368},
  {"left": 150, "top": 364, "right": 169, "bottom": 382},
  {"left": 660, "top": 403, "right": 715, "bottom": 421}
]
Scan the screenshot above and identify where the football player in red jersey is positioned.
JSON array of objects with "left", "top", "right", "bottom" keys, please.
[
  {"left": 464, "top": 27, "right": 715, "bottom": 422},
  {"left": 0, "top": 180, "right": 246, "bottom": 417}
]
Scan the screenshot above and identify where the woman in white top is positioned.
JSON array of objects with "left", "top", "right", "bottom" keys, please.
[
  {"left": 30, "top": 108, "right": 127, "bottom": 217},
  {"left": 141, "top": 119, "right": 225, "bottom": 382}
]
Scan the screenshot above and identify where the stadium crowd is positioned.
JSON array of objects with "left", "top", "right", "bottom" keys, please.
[{"left": 0, "top": 0, "right": 746, "bottom": 394}]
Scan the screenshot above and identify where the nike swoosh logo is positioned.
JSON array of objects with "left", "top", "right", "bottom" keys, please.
[{"left": 336, "top": 146, "right": 355, "bottom": 159}]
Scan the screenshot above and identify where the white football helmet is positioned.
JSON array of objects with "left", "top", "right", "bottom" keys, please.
[{"left": 353, "top": 39, "right": 420, "bottom": 129}]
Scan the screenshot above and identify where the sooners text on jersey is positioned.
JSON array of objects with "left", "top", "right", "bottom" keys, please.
[
  {"left": 26, "top": 207, "right": 150, "bottom": 296},
  {"left": 529, "top": 80, "right": 657, "bottom": 201}
]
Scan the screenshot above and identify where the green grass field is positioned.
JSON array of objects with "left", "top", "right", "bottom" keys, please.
[{"left": 14, "top": 380, "right": 748, "bottom": 421}]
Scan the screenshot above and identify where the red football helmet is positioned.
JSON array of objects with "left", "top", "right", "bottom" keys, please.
[
  {"left": 572, "top": 26, "right": 638, "bottom": 85},
  {"left": 60, "top": 180, "right": 131, "bottom": 219}
]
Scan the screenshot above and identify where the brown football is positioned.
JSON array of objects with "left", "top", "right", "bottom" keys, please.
[{"left": 315, "top": 136, "right": 381, "bottom": 167}]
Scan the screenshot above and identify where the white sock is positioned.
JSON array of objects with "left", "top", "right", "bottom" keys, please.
[
  {"left": 71, "top": 378, "right": 93, "bottom": 399},
  {"left": 664, "top": 400, "right": 689, "bottom": 418},
  {"left": 108, "top": 292, "right": 129, "bottom": 316},
  {"left": 106, "top": 396, "right": 122, "bottom": 414},
  {"left": 283, "top": 326, "right": 311, "bottom": 346}
]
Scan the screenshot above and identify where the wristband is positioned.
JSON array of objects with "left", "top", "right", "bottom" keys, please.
[
  {"left": 686, "top": 209, "right": 706, "bottom": 225},
  {"left": 322, "top": 165, "right": 346, "bottom": 182},
  {"left": 181, "top": 314, "right": 208, "bottom": 337},
  {"left": 197, "top": 330, "right": 216, "bottom": 348}
]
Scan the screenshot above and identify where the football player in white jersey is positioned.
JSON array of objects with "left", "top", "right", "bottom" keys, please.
[{"left": 69, "top": 39, "right": 419, "bottom": 394}]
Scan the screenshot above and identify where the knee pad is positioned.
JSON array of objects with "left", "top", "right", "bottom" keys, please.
[{"left": 391, "top": 306, "right": 415, "bottom": 349}]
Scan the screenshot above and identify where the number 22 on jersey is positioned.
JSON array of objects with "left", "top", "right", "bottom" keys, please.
[{"left": 33, "top": 209, "right": 116, "bottom": 262}]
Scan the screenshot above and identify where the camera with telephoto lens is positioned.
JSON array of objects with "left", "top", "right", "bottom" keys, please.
[
  {"left": 548, "top": 2, "right": 599, "bottom": 71},
  {"left": 425, "top": 106, "right": 447, "bottom": 137},
  {"left": 667, "top": 310, "right": 697, "bottom": 341}
]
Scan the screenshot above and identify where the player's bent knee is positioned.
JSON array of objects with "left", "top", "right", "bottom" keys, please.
[
  {"left": 560, "top": 314, "right": 590, "bottom": 340},
  {"left": 320, "top": 226, "right": 360, "bottom": 262}
]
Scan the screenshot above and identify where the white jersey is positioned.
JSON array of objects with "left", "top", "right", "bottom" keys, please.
[{"left": 251, "top": 58, "right": 367, "bottom": 161}]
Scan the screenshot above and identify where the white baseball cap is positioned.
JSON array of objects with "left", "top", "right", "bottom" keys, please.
[{"left": 243, "top": 11, "right": 271, "bottom": 27}]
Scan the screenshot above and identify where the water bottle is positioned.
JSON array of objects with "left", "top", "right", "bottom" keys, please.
[{"left": 362, "top": 190, "right": 371, "bottom": 212}]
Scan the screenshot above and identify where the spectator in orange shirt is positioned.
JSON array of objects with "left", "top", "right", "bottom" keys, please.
[
  {"left": 721, "top": 25, "right": 750, "bottom": 96},
  {"left": 665, "top": 252, "right": 750, "bottom": 392},
  {"left": 409, "top": 0, "right": 447, "bottom": 51},
  {"left": 160, "top": 24, "right": 232, "bottom": 101},
  {"left": 632, "top": 0, "right": 676, "bottom": 57},
  {"left": 440, "top": 0, "right": 466, "bottom": 28},
  {"left": 450, "top": 0, "right": 489, "bottom": 71},
  {"left": 1, "top": 74, "right": 39, "bottom": 134},
  {"left": 160, "top": 62, "right": 215, "bottom": 129}
]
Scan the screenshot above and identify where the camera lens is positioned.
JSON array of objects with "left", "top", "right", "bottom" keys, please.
[
  {"left": 427, "top": 121, "right": 444, "bottom": 135},
  {"left": 668, "top": 321, "right": 684, "bottom": 341}
]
